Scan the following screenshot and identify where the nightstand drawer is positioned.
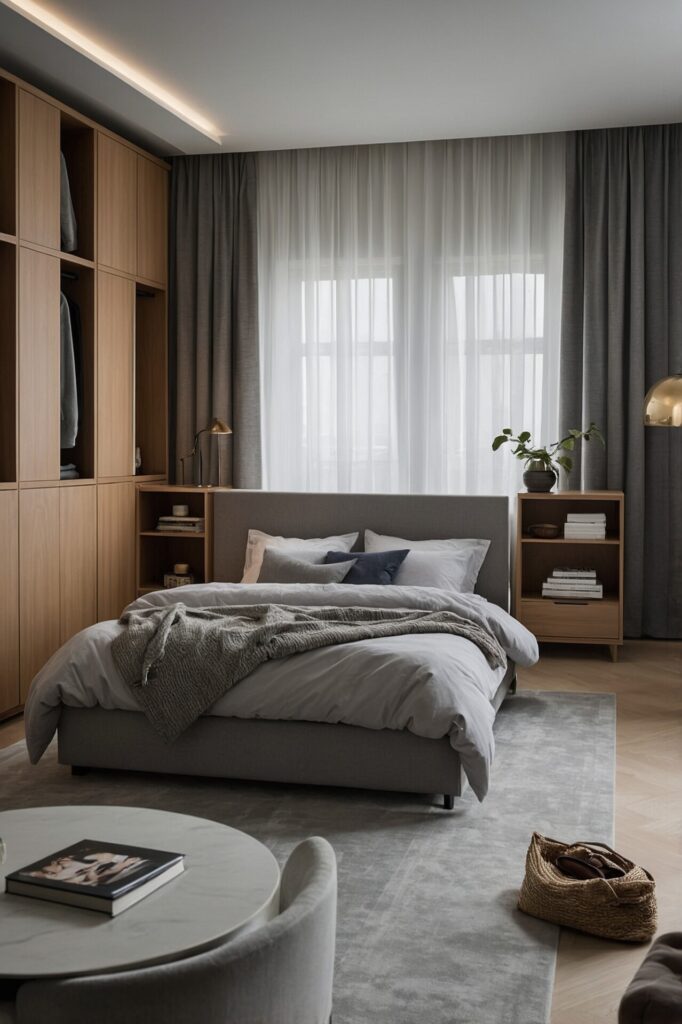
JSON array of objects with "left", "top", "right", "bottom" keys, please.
[{"left": 519, "top": 598, "right": 620, "bottom": 640}]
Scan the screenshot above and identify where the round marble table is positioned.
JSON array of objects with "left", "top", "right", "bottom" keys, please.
[{"left": 0, "top": 806, "right": 280, "bottom": 979}]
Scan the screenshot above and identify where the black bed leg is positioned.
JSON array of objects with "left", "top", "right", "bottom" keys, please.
[
  {"left": 443, "top": 794, "right": 455, "bottom": 810},
  {"left": 71, "top": 765, "right": 89, "bottom": 776},
  {"left": 509, "top": 673, "right": 518, "bottom": 695}
]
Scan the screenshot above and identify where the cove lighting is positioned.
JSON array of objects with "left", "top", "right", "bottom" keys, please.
[{"left": 2, "top": 0, "right": 223, "bottom": 144}]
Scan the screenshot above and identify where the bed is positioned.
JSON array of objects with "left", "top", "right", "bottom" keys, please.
[{"left": 24, "top": 492, "right": 538, "bottom": 808}]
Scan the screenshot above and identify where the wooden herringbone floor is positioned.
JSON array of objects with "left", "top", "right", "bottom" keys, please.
[
  {"left": 1, "top": 639, "right": 680, "bottom": 1023},
  {"left": 518, "top": 640, "right": 682, "bottom": 1024}
]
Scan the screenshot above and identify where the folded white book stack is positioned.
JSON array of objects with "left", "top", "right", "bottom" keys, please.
[
  {"left": 542, "top": 568, "right": 603, "bottom": 600},
  {"left": 156, "top": 515, "right": 205, "bottom": 533},
  {"left": 563, "top": 512, "right": 606, "bottom": 540}
]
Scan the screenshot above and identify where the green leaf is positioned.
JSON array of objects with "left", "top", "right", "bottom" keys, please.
[
  {"left": 556, "top": 455, "right": 573, "bottom": 472},
  {"left": 568, "top": 428, "right": 582, "bottom": 438},
  {"left": 492, "top": 435, "right": 508, "bottom": 451},
  {"left": 563, "top": 437, "right": 575, "bottom": 450},
  {"left": 518, "top": 431, "right": 531, "bottom": 443},
  {"left": 502, "top": 428, "right": 513, "bottom": 435}
]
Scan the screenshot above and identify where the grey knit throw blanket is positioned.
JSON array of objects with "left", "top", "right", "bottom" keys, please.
[{"left": 112, "top": 603, "right": 507, "bottom": 743}]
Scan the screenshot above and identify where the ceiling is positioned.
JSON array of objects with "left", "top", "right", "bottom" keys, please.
[{"left": 1, "top": 0, "right": 682, "bottom": 157}]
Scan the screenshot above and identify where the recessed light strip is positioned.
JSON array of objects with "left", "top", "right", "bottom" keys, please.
[{"left": 1, "top": 0, "right": 223, "bottom": 144}]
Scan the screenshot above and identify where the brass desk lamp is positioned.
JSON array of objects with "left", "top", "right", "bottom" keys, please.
[{"left": 181, "top": 418, "right": 232, "bottom": 486}]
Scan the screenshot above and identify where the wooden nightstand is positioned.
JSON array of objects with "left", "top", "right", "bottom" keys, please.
[
  {"left": 136, "top": 484, "right": 227, "bottom": 598},
  {"left": 514, "top": 491, "right": 624, "bottom": 661}
]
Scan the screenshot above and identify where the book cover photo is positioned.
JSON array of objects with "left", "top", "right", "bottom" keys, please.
[{"left": 5, "top": 839, "right": 185, "bottom": 915}]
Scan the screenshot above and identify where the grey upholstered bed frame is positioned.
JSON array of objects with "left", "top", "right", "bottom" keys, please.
[{"left": 60, "top": 492, "right": 514, "bottom": 809}]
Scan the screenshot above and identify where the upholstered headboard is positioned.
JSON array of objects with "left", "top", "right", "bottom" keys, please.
[{"left": 213, "top": 491, "right": 510, "bottom": 610}]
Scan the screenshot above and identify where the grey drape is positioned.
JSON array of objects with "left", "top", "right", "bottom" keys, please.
[
  {"left": 169, "top": 154, "right": 261, "bottom": 487},
  {"left": 560, "top": 127, "right": 682, "bottom": 638}
]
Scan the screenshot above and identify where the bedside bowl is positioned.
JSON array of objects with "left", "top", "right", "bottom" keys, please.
[{"left": 527, "top": 523, "right": 560, "bottom": 539}]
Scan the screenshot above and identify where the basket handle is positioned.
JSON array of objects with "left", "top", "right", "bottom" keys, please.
[
  {"left": 572, "top": 842, "right": 654, "bottom": 881},
  {"left": 557, "top": 839, "right": 638, "bottom": 872},
  {"left": 539, "top": 836, "right": 626, "bottom": 861},
  {"left": 568, "top": 840, "right": 625, "bottom": 860},
  {"left": 538, "top": 835, "right": 654, "bottom": 882}
]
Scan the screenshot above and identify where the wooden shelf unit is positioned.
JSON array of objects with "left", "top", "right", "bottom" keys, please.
[
  {"left": 137, "top": 486, "right": 217, "bottom": 598},
  {"left": 0, "top": 63, "right": 169, "bottom": 719},
  {"left": 514, "top": 491, "right": 624, "bottom": 661}
]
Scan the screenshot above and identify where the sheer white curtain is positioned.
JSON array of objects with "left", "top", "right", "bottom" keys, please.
[{"left": 257, "top": 134, "right": 565, "bottom": 494}]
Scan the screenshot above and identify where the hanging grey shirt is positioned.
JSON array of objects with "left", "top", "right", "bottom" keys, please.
[
  {"left": 60, "top": 292, "right": 78, "bottom": 448},
  {"left": 60, "top": 152, "right": 78, "bottom": 253}
]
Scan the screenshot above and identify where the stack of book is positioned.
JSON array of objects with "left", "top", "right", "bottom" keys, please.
[
  {"left": 156, "top": 515, "right": 205, "bottom": 533},
  {"left": 563, "top": 512, "right": 606, "bottom": 540},
  {"left": 542, "top": 568, "right": 603, "bottom": 600}
]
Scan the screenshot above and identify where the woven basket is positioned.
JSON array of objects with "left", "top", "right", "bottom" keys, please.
[{"left": 518, "top": 832, "right": 657, "bottom": 942}]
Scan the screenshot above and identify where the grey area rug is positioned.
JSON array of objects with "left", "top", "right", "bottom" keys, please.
[{"left": 0, "top": 691, "right": 614, "bottom": 1024}]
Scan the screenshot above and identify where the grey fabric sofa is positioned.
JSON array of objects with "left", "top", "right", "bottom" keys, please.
[
  {"left": 619, "top": 932, "right": 682, "bottom": 1024},
  {"left": 2, "top": 836, "right": 337, "bottom": 1024}
]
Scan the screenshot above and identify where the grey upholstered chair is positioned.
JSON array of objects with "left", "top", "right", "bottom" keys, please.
[{"left": 7, "top": 836, "right": 337, "bottom": 1024}]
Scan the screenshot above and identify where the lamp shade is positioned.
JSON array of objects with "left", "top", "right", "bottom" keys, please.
[
  {"left": 207, "top": 418, "right": 232, "bottom": 435},
  {"left": 643, "top": 375, "right": 682, "bottom": 427}
]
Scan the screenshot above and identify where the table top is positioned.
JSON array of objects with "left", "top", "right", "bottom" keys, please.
[{"left": 0, "top": 806, "right": 280, "bottom": 979}]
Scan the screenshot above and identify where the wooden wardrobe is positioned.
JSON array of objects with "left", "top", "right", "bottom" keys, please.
[{"left": 0, "top": 68, "right": 169, "bottom": 718}]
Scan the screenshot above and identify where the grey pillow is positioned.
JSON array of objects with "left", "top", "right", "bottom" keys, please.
[
  {"left": 258, "top": 547, "right": 356, "bottom": 584},
  {"left": 392, "top": 550, "right": 482, "bottom": 592},
  {"left": 364, "top": 530, "right": 490, "bottom": 593}
]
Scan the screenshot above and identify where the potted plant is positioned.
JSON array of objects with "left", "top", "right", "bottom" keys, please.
[{"left": 491, "top": 423, "right": 604, "bottom": 492}]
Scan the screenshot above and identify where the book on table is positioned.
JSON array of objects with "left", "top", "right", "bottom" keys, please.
[
  {"left": 156, "top": 524, "right": 204, "bottom": 532},
  {"left": 542, "top": 584, "right": 603, "bottom": 599},
  {"left": 157, "top": 516, "right": 204, "bottom": 524},
  {"left": 565, "top": 513, "right": 607, "bottom": 523},
  {"left": 156, "top": 516, "right": 205, "bottom": 533},
  {"left": 564, "top": 513, "right": 606, "bottom": 540},
  {"left": 5, "top": 840, "right": 184, "bottom": 915},
  {"left": 542, "top": 568, "right": 603, "bottom": 599},
  {"left": 552, "top": 567, "right": 597, "bottom": 578}
]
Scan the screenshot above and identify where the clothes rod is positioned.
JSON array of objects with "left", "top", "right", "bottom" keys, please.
[
  {"left": 136, "top": 289, "right": 156, "bottom": 298},
  {"left": 61, "top": 270, "right": 78, "bottom": 281}
]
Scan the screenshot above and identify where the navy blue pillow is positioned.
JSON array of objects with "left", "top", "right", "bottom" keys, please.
[{"left": 324, "top": 548, "right": 409, "bottom": 585}]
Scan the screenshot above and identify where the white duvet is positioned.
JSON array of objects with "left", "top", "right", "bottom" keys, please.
[{"left": 24, "top": 583, "right": 538, "bottom": 800}]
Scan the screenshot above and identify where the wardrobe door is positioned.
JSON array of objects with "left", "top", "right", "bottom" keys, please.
[
  {"left": 98, "top": 481, "right": 135, "bottom": 621},
  {"left": 98, "top": 134, "right": 137, "bottom": 275},
  {"left": 19, "top": 247, "right": 60, "bottom": 481},
  {"left": 0, "top": 490, "right": 20, "bottom": 715},
  {"left": 20, "top": 487, "right": 60, "bottom": 701},
  {"left": 97, "top": 271, "right": 134, "bottom": 477},
  {"left": 137, "top": 156, "right": 168, "bottom": 285},
  {"left": 18, "top": 90, "right": 60, "bottom": 250},
  {"left": 60, "top": 484, "right": 97, "bottom": 642}
]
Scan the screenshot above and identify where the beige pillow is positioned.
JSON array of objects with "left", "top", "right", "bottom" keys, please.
[{"left": 241, "top": 529, "right": 359, "bottom": 583}]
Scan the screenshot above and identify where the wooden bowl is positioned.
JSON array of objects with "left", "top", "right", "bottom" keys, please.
[{"left": 527, "top": 523, "right": 560, "bottom": 539}]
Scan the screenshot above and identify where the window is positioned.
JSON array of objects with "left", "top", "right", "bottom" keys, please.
[
  {"left": 258, "top": 135, "right": 565, "bottom": 494},
  {"left": 298, "top": 274, "right": 397, "bottom": 490}
]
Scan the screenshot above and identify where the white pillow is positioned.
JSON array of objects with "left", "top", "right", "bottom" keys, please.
[
  {"left": 363, "top": 529, "right": 490, "bottom": 593},
  {"left": 242, "top": 529, "right": 359, "bottom": 584}
]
